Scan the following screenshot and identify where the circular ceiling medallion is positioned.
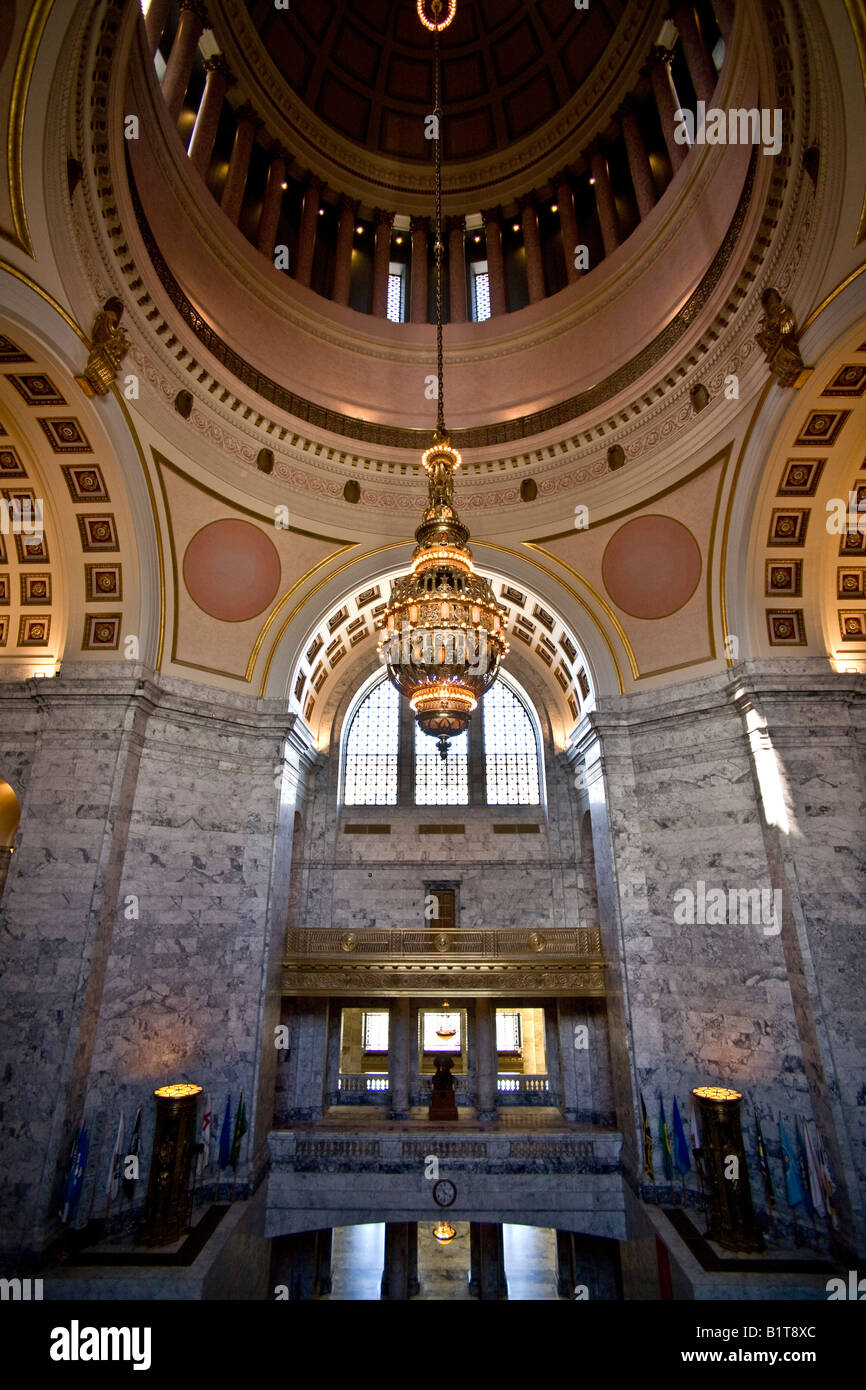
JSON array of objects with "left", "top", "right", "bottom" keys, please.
[
  {"left": 183, "top": 519, "right": 281, "bottom": 622},
  {"left": 601, "top": 515, "right": 702, "bottom": 620}
]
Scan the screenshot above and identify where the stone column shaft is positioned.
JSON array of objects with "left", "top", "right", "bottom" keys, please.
[
  {"left": 620, "top": 106, "right": 657, "bottom": 219},
  {"left": 650, "top": 51, "right": 687, "bottom": 172},
  {"left": 188, "top": 56, "right": 232, "bottom": 178},
  {"left": 381, "top": 1222, "right": 419, "bottom": 1299},
  {"left": 520, "top": 198, "right": 545, "bottom": 304},
  {"left": 295, "top": 179, "right": 322, "bottom": 288},
  {"left": 674, "top": 2, "right": 719, "bottom": 104},
  {"left": 389, "top": 998, "right": 410, "bottom": 1119},
  {"left": 333, "top": 198, "right": 359, "bottom": 306},
  {"left": 372, "top": 210, "right": 395, "bottom": 318},
  {"left": 161, "top": 0, "right": 207, "bottom": 125},
  {"left": 554, "top": 180, "right": 582, "bottom": 284},
  {"left": 144, "top": 0, "right": 173, "bottom": 56},
  {"left": 256, "top": 147, "right": 289, "bottom": 257},
  {"left": 469, "top": 1223, "right": 507, "bottom": 1299},
  {"left": 481, "top": 210, "right": 507, "bottom": 315},
  {"left": 475, "top": 997, "right": 498, "bottom": 1122},
  {"left": 410, "top": 218, "right": 429, "bottom": 322},
  {"left": 590, "top": 147, "right": 621, "bottom": 256},
  {"left": 221, "top": 105, "right": 261, "bottom": 225},
  {"left": 448, "top": 218, "right": 467, "bottom": 322}
]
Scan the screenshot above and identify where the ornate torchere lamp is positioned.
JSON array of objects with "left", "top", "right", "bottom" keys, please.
[
  {"left": 139, "top": 1082, "right": 202, "bottom": 1246},
  {"left": 692, "top": 1086, "right": 765, "bottom": 1253},
  {"left": 377, "top": 0, "right": 509, "bottom": 759}
]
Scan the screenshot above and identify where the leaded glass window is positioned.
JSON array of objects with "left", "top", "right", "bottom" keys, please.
[
  {"left": 484, "top": 681, "right": 541, "bottom": 805},
  {"left": 386, "top": 267, "right": 405, "bottom": 323},
  {"left": 343, "top": 679, "right": 400, "bottom": 805},
  {"left": 414, "top": 724, "right": 469, "bottom": 806},
  {"left": 472, "top": 266, "right": 491, "bottom": 322}
]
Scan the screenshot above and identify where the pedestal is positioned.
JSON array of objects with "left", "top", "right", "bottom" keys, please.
[
  {"left": 139, "top": 1083, "right": 201, "bottom": 1246},
  {"left": 428, "top": 1088, "right": 458, "bottom": 1121},
  {"left": 693, "top": 1086, "right": 764, "bottom": 1253}
]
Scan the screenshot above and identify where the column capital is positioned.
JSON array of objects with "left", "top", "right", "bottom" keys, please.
[
  {"left": 304, "top": 173, "right": 324, "bottom": 193},
  {"left": 553, "top": 169, "right": 575, "bottom": 190},
  {"left": 615, "top": 93, "right": 639, "bottom": 122},
  {"left": 179, "top": 0, "right": 209, "bottom": 19},
  {"left": 651, "top": 43, "right": 676, "bottom": 66},
  {"left": 373, "top": 207, "right": 395, "bottom": 227},
  {"left": 445, "top": 213, "right": 465, "bottom": 235},
  {"left": 340, "top": 193, "right": 361, "bottom": 214},
  {"left": 585, "top": 137, "right": 606, "bottom": 160},
  {"left": 270, "top": 142, "right": 291, "bottom": 166},
  {"left": 234, "top": 101, "right": 264, "bottom": 129},
  {"left": 410, "top": 214, "right": 430, "bottom": 233},
  {"left": 480, "top": 207, "right": 502, "bottom": 227},
  {"left": 517, "top": 191, "right": 539, "bottom": 213},
  {"left": 203, "top": 53, "right": 233, "bottom": 82}
]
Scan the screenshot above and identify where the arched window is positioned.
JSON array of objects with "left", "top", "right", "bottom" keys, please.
[
  {"left": 343, "top": 677, "right": 400, "bottom": 806},
  {"left": 483, "top": 680, "right": 541, "bottom": 805},
  {"left": 414, "top": 724, "right": 468, "bottom": 806}
]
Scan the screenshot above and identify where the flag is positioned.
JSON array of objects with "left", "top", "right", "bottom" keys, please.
[
  {"left": 779, "top": 1119, "right": 804, "bottom": 1209},
  {"left": 658, "top": 1098, "right": 673, "bottom": 1181},
  {"left": 754, "top": 1109, "right": 774, "bottom": 1207},
  {"left": 802, "top": 1122, "right": 826, "bottom": 1219},
  {"left": 795, "top": 1118, "right": 814, "bottom": 1219},
  {"left": 672, "top": 1098, "right": 690, "bottom": 1175},
  {"left": 196, "top": 1094, "right": 212, "bottom": 1182},
  {"left": 59, "top": 1121, "right": 89, "bottom": 1223},
  {"left": 229, "top": 1092, "right": 248, "bottom": 1172},
  {"left": 689, "top": 1093, "right": 701, "bottom": 1152},
  {"left": 218, "top": 1095, "right": 232, "bottom": 1170},
  {"left": 640, "top": 1090, "right": 654, "bottom": 1182},
  {"left": 122, "top": 1105, "right": 142, "bottom": 1200},
  {"left": 813, "top": 1128, "right": 839, "bottom": 1229},
  {"left": 106, "top": 1109, "right": 125, "bottom": 1202}
]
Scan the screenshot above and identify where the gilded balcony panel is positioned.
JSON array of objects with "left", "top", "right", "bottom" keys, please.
[{"left": 281, "top": 926, "right": 606, "bottom": 996}]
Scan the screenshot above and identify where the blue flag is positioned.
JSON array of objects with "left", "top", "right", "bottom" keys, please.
[
  {"left": 658, "top": 1098, "right": 673, "bottom": 1180},
  {"left": 672, "top": 1098, "right": 690, "bottom": 1175},
  {"left": 779, "top": 1119, "right": 804, "bottom": 1209},
  {"left": 59, "top": 1121, "right": 89, "bottom": 1223},
  {"left": 219, "top": 1095, "right": 232, "bottom": 1170},
  {"left": 795, "top": 1118, "right": 815, "bottom": 1219}
]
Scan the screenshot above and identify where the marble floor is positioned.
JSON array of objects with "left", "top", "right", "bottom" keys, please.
[{"left": 327, "top": 1222, "right": 562, "bottom": 1300}]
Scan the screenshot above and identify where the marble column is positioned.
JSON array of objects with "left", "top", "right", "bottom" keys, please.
[
  {"left": 381, "top": 1222, "right": 419, "bottom": 1299},
  {"left": 554, "top": 176, "right": 582, "bottom": 284},
  {"left": 469, "top": 1223, "right": 507, "bottom": 1299},
  {"left": 555, "top": 1001, "right": 580, "bottom": 1122},
  {"left": 713, "top": 0, "right": 735, "bottom": 41},
  {"left": 256, "top": 144, "right": 289, "bottom": 257},
  {"left": 271, "top": 1230, "right": 331, "bottom": 1299},
  {"left": 619, "top": 99, "right": 657, "bottom": 219},
  {"left": 372, "top": 208, "right": 395, "bottom": 318},
  {"left": 475, "top": 997, "right": 498, "bottom": 1122},
  {"left": 285, "top": 999, "right": 329, "bottom": 1121},
  {"left": 481, "top": 209, "right": 507, "bottom": 315},
  {"left": 188, "top": 54, "right": 233, "bottom": 178},
  {"left": 589, "top": 143, "right": 621, "bottom": 256},
  {"left": 673, "top": 2, "right": 718, "bottom": 104},
  {"left": 519, "top": 195, "right": 546, "bottom": 304},
  {"left": 447, "top": 216, "right": 467, "bottom": 322},
  {"left": 649, "top": 48, "right": 687, "bottom": 172},
  {"left": 161, "top": 0, "right": 208, "bottom": 125},
  {"left": 295, "top": 177, "right": 323, "bottom": 288},
  {"left": 389, "top": 998, "right": 410, "bottom": 1119},
  {"left": 144, "top": 0, "right": 173, "bottom": 57},
  {"left": 333, "top": 195, "right": 359, "bottom": 306},
  {"left": 556, "top": 1230, "right": 577, "bottom": 1297},
  {"left": 221, "top": 102, "right": 263, "bottom": 225},
  {"left": 410, "top": 217, "right": 429, "bottom": 322}
]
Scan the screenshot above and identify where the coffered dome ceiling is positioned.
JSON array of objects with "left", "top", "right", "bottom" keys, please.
[{"left": 244, "top": 0, "right": 631, "bottom": 163}]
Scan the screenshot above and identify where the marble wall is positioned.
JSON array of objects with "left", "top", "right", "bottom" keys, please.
[
  {"left": 0, "top": 664, "right": 312, "bottom": 1258},
  {"left": 573, "top": 661, "right": 866, "bottom": 1256}
]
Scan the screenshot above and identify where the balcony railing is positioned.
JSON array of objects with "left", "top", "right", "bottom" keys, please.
[{"left": 285, "top": 926, "right": 602, "bottom": 960}]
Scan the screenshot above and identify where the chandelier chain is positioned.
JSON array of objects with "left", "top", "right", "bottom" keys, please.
[{"left": 433, "top": 25, "right": 445, "bottom": 436}]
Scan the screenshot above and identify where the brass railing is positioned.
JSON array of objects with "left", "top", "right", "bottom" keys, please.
[{"left": 284, "top": 926, "right": 602, "bottom": 960}]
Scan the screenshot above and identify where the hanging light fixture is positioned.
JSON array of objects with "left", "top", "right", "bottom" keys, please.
[
  {"left": 377, "top": 0, "right": 508, "bottom": 760},
  {"left": 433, "top": 1219, "right": 457, "bottom": 1243}
]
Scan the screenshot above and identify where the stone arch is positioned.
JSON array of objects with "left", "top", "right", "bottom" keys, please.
[{"left": 0, "top": 779, "right": 21, "bottom": 904}]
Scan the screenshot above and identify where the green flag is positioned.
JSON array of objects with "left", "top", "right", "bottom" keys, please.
[{"left": 229, "top": 1092, "right": 247, "bottom": 1172}]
